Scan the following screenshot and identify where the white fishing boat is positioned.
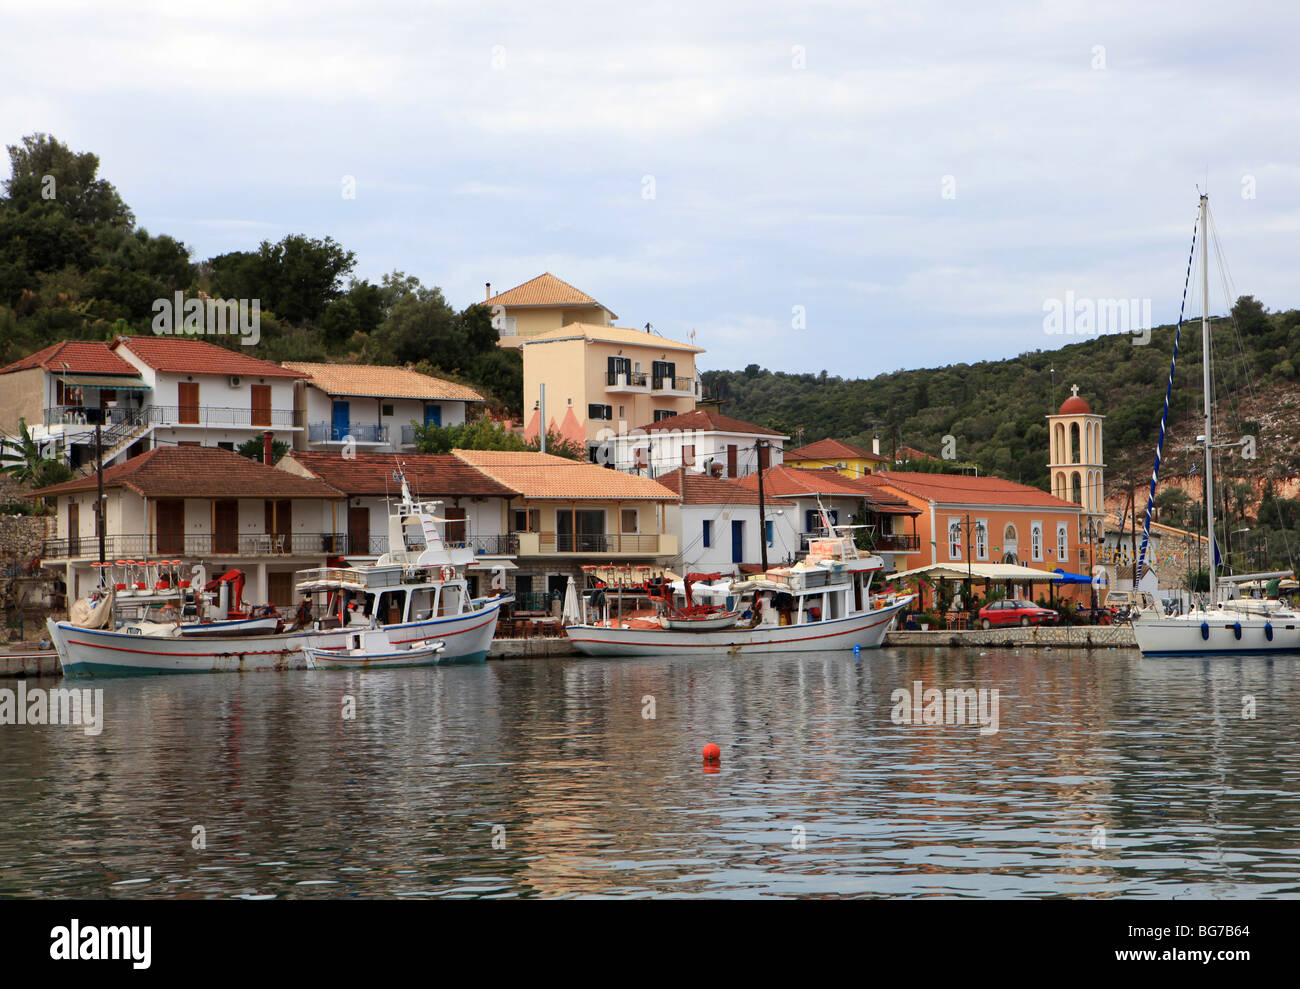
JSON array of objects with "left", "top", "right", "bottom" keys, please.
[
  {"left": 49, "top": 468, "right": 512, "bottom": 675},
  {"left": 303, "top": 628, "right": 446, "bottom": 670},
  {"left": 566, "top": 518, "right": 912, "bottom": 657},
  {"left": 1130, "top": 193, "right": 1300, "bottom": 655}
]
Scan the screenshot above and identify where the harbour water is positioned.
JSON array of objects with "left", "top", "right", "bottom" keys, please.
[{"left": 2, "top": 646, "right": 1298, "bottom": 899}]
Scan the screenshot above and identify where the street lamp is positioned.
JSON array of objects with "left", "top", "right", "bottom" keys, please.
[{"left": 956, "top": 514, "right": 986, "bottom": 616}]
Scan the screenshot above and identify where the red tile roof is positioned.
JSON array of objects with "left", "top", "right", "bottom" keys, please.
[
  {"left": 733, "top": 466, "right": 921, "bottom": 514},
  {"left": 786, "top": 437, "right": 884, "bottom": 463},
  {"left": 636, "top": 409, "right": 786, "bottom": 437},
  {"left": 1, "top": 341, "right": 140, "bottom": 376},
  {"left": 454, "top": 449, "right": 677, "bottom": 500},
  {"left": 656, "top": 467, "right": 760, "bottom": 505},
  {"left": 285, "top": 452, "right": 516, "bottom": 498},
  {"left": 29, "top": 446, "right": 342, "bottom": 499},
  {"left": 113, "top": 336, "right": 305, "bottom": 378},
  {"left": 859, "top": 471, "right": 1080, "bottom": 510},
  {"left": 484, "top": 272, "right": 614, "bottom": 316}
]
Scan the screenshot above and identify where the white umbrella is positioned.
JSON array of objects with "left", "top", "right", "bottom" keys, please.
[{"left": 562, "top": 576, "right": 582, "bottom": 624}]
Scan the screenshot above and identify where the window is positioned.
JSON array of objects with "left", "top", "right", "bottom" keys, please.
[
  {"left": 702, "top": 520, "right": 712, "bottom": 547},
  {"left": 1057, "top": 523, "right": 1069, "bottom": 563},
  {"left": 618, "top": 405, "right": 625, "bottom": 419},
  {"left": 512, "top": 508, "right": 540, "bottom": 532},
  {"left": 381, "top": 404, "right": 394, "bottom": 417},
  {"left": 975, "top": 520, "right": 988, "bottom": 560},
  {"left": 1031, "top": 522, "right": 1043, "bottom": 561},
  {"left": 948, "top": 519, "right": 962, "bottom": 560},
  {"left": 653, "top": 409, "right": 675, "bottom": 422},
  {"left": 621, "top": 509, "right": 638, "bottom": 533},
  {"left": 765, "top": 520, "right": 774, "bottom": 546},
  {"left": 634, "top": 447, "right": 649, "bottom": 469},
  {"left": 587, "top": 403, "right": 612, "bottom": 420}
]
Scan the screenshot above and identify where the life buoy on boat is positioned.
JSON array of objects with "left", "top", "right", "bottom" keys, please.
[{"left": 440, "top": 566, "right": 455, "bottom": 583}]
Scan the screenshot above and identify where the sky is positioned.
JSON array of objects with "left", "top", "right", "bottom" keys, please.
[{"left": 2, "top": 0, "right": 1298, "bottom": 378}]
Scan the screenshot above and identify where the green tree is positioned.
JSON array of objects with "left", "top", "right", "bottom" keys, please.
[{"left": 236, "top": 436, "right": 289, "bottom": 465}]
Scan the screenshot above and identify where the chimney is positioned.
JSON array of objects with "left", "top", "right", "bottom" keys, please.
[
  {"left": 485, "top": 282, "right": 491, "bottom": 301},
  {"left": 263, "top": 430, "right": 274, "bottom": 465},
  {"left": 872, "top": 434, "right": 881, "bottom": 456}
]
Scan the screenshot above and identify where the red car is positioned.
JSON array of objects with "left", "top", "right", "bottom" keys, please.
[{"left": 978, "top": 599, "right": 1058, "bottom": 629}]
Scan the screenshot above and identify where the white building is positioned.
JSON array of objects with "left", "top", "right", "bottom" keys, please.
[
  {"left": 657, "top": 467, "right": 797, "bottom": 575},
  {"left": 282, "top": 363, "right": 485, "bottom": 453},
  {"left": 609, "top": 409, "right": 787, "bottom": 480}
]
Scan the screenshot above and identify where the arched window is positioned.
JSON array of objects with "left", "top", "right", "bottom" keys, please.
[
  {"left": 1071, "top": 471, "right": 1082, "bottom": 504},
  {"left": 948, "top": 519, "right": 962, "bottom": 560},
  {"left": 1070, "top": 422, "right": 1081, "bottom": 463},
  {"left": 1053, "top": 422, "right": 1065, "bottom": 463},
  {"left": 1004, "top": 523, "right": 1018, "bottom": 546}
]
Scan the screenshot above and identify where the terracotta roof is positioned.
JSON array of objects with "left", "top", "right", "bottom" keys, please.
[
  {"left": 859, "top": 471, "right": 1081, "bottom": 510},
  {"left": 282, "top": 363, "right": 484, "bottom": 402},
  {"left": 635, "top": 409, "right": 785, "bottom": 437},
  {"left": 1, "top": 341, "right": 140, "bottom": 377},
  {"left": 112, "top": 336, "right": 305, "bottom": 378},
  {"left": 786, "top": 437, "right": 884, "bottom": 463},
  {"left": 454, "top": 449, "right": 677, "bottom": 501},
  {"left": 521, "top": 323, "right": 703, "bottom": 354},
  {"left": 484, "top": 273, "right": 615, "bottom": 316},
  {"left": 732, "top": 465, "right": 920, "bottom": 514},
  {"left": 1058, "top": 394, "right": 1093, "bottom": 415},
  {"left": 656, "top": 468, "right": 760, "bottom": 505},
  {"left": 895, "top": 445, "right": 938, "bottom": 462},
  {"left": 735, "top": 465, "right": 877, "bottom": 499},
  {"left": 29, "top": 446, "right": 343, "bottom": 499},
  {"left": 285, "top": 452, "right": 515, "bottom": 498}
]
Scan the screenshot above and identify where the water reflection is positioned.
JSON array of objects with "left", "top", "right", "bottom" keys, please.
[{"left": 1, "top": 647, "right": 1298, "bottom": 898}]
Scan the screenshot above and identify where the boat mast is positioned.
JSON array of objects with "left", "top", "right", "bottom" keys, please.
[
  {"left": 757, "top": 440, "right": 769, "bottom": 571},
  {"left": 1199, "top": 193, "right": 1217, "bottom": 605}
]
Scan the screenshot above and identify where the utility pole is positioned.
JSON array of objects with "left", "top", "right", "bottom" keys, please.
[
  {"left": 92, "top": 409, "right": 105, "bottom": 572},
  {"left": 539, "top": 382, "right": 546, "bottom": 454},
  {"left": 757, "top": 440, "right": 768, "bottom": 571}
]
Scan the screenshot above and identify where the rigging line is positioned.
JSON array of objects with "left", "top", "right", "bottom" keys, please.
[{"left": 1137, "top": 202, "right": 1201, "bottom": 584}]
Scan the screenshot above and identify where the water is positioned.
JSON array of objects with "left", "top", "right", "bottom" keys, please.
[{"left": 2, "top": 647, "right": 1299, "bottom": 899}]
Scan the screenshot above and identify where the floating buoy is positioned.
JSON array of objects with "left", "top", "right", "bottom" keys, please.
[
  {"left": 853, "top": 644, "right": 861, "bottom": 657},
  {"left": 702, "top": 743, "right": 721, "bottom": 765}
]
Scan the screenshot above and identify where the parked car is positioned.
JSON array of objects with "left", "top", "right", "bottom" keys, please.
[{"left": 978, "top": 599, "right": 1058, "bottom": 629}]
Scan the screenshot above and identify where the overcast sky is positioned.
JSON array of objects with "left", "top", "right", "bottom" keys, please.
[{"left": 3, "top": 0, "right": 1297, "bottom": 377}]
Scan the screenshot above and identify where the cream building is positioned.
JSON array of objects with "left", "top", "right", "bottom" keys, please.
[
  {"left": 1047, "top": 384, "right": 1106, "bottom": 532},
  {"left": 521, "top": 323, "right": 704, "bottom": 460},
  {"left": 483, "top": 273, "right": 616, "bottom": 349}
]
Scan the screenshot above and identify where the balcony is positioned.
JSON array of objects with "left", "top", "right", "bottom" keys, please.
[
  {"left": 797, "top": 531, "right": 920, "bottom": 554},
  {"left": 605, "top": 371, "right": 649, "bottom": 392},
  {"left": 43, "top": 405, "right": 152, "bottom": 429},
  {"left": 155, "top": 405, "right": 301, "bottom": 429},
  {"left": 514, "top": 532, "right": 676, "bottom": 556},
  {"left": 44, "top": 532, "right": 348, "bottom": 560},
  {"left": 307, "top": 422, "right": 388, "bottom": 444},
  {"left": 652, "top": 375, "right": 697, "bottom": 396},
  {"left": 400, "top": 425, "right": 418, "bottom": 447},
  {"left": 445, "top": 534, "right": 519, "bottom": 556}
]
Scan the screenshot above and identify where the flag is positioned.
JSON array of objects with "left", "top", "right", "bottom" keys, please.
[{"left": 1189, "top": 462, "right": 1197, "bottom": 476}]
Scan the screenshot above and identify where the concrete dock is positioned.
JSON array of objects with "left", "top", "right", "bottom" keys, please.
[{"left": 884, "top": 625, "right": 1136, "bottom": 649}]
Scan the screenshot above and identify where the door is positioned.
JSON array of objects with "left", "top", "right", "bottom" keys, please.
[
  {"left": 264, "top": 499, "right": 292, "bottom": 552},
  {"left": 331, "top": 400, "right": 350, "bottom": 440},
  {"left": 213, "top": 499, "right": 239, "bottom": 554},
  {"left": 731, "top": 520, "right": 744, "bottom": 564},
  {"left": 67, "top": 503, "right": 80, "bottom": 557},
  {"left": 424, "top": 404, "right": 441, "bottom": 428},
  {"left": 348, "top": 506, "right": 370, "bottom": 555},
  {"left": 250, "top": 385, "right": 271, "bottom": 427},
  {"left": 652, "top": 360, "right": 676, "bottom": 388},
  {"left": 726, "top": 444, "right": 738, "bottom": 477},
  {"left": 157, "top": 499, "right": 185, "bottom": 554},
  {"left": 178, "top": 382, "right": 200, "bottom": 425},
  {"left": 444, "top": 506, "right": 466, "bottom": 545}
]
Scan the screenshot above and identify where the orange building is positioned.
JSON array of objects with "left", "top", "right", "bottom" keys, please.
[{"left": 858, "top": 472, "right": 1085, "bottom": 583}]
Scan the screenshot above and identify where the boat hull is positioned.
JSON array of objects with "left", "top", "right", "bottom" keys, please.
[
  {"left": 1132, "top": 610, "right": 1300, "bottom": 656},
  {"left": 48, "top": 594, "right": 508, "bottom": 676},
  {"left": 304, "top": 641, "right": 446, "bottom": 670},
  {"left": 567, "top": 597, "right": 911, "bottom": 657}
]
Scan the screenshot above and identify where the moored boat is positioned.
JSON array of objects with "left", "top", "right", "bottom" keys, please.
[{"left": 304, "top": 628, "right": 446, "bottom": 669}]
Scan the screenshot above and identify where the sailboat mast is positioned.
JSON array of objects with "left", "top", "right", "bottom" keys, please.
[{"left": 1199, "top": 193, "right": 1217, "bottom": 604}]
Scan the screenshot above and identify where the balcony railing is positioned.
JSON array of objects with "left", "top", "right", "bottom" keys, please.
[
  {"left": 606, "top": 371, "right": 649, "bottom": 389},
  {"left": 552, "top": 532, "right": 661, "bottom": 553},
  {"left": 307, "top": 422, "right": 388, "bottom": 444},
  {"left": 154, "top": 405, "right": 300, "bottom": 429},
  {"left": 446, "top": 534, "right": 519, "bottom": 555},
  {"left": 43, "top": 405, "right": 152, "bottom": 429},
  {"left": 652, "top": 375, "right": 695, "bottom": 393},
  {"left": 400, "top": 424, "right": 418, "bottom": 446},
  {"left": 797, "top": 531, "right": 920, "bottom": 553},
  {"left": 43, "top": 532, "right": 348, "bottom": 560}
]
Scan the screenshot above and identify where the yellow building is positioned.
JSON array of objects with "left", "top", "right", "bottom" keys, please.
[
  {"left": 521, "top": 323, "right": 704, "bottom": 458},
  {"left": 483, "top": 273, "right": 617, "bottom": 349},
  {"left": 784, "top": 437, "right": 887, "bottom": 478}
]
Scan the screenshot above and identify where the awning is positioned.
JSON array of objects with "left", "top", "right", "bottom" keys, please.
[
  {"left": 466, "top": 559, "right": 517, "bottom": 571},
  {"left": 892, "top": 562, "right": 1064, "bottom": 583},
  {"left": 581, "top": 564, "right": 681, "bottom": 585},
  {"left": 864, "top": 501, "right": 921, "bottom": 515},
  {"left": 1051, "top": 568, "right": 1093, "bottom": 584},
  {"left": 63, "top": 375, "right": 149, "bottom": 390}
]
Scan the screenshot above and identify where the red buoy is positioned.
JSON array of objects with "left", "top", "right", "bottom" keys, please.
[{"left": 702, "top": 743, "right": 721, "bottom": 765}]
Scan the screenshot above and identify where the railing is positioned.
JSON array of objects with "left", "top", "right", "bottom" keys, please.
[
  {"left": 43, "top": 532, "right": 348, "bottom": 559},
  {"left": 400, "top": 425, "right": 418, "bottom": 446},
  {"left": 606, "top": 371, "right": 649, "bottom": 388},
  {"left": 153, "top": 405, "right": 300, "bottom": 429},
  {"left": 43, "top": 405, "right": 152, "bottom": 429},
  {"left": 552, "top": 532, "right": 660, "bottom": 553},
  {"left": 447, "top": 534, "right": 519, "bottom": 555},
  {"left": 307, "top": 422, "right": 388, "bottom": 443},
  {"left": 652, "top": 375, "right": 694, "bottom": 392},
  {"left": 797, "top": 530, "right": 919, "bottom": 553}
]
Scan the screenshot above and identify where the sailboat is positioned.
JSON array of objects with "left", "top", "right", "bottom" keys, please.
[{"left": 1130, "top": 194, "right": 1300, "bottom": 655}]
